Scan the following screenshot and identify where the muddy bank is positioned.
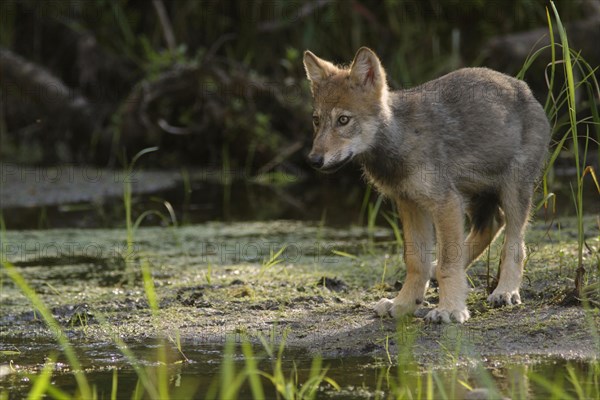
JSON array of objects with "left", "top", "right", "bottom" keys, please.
[{"left": 1, "top": 217, "right": 599, "bottom": 365}]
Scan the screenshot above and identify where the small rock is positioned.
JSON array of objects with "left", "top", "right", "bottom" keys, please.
[{"left": 316, "top": 276, "right": 348, "bottom": 292}]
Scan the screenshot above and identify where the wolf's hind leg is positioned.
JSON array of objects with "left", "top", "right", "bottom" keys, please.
[
  {"left": 488, "top": 183, "right": 532, "bottom": 307},
  {"left": 375, "top": 198, "right": 434, "bottom": 318}
]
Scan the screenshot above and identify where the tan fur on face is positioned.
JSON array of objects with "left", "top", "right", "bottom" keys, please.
[{"left": 304, "top": 48, "right": 392, "bottom": 169}]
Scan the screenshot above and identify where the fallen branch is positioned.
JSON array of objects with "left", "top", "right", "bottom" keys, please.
[{"left": 0, "top": 46, "right": 93, "bottom": 133}]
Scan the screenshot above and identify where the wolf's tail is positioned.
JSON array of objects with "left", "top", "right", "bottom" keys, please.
[{"left": 470, "top": 192, "right": 503, "bottom": 233}]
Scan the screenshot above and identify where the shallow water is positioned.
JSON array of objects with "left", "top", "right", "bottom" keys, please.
[
  {"left": 1, "top": 337, "right": 597, "bottom": 399},
  {"left": 2, "top": 166, "right": 597, "bottom": 229}
]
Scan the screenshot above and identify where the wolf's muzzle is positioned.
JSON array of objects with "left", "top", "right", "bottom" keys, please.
[
  {"left": 317, "top": 153, "right": 354, "bottom": 174},
  {"left": 308, "top": 154, "right": 324, "bottom": 169}
]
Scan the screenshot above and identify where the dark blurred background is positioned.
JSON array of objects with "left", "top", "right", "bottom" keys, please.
[{"left": 1, "top": 0, "right": 598, "bottom": 228}]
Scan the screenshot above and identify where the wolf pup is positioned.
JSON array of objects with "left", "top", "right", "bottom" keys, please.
[{"left": 303, "top": 47, "right": 550, "bottom": 323}]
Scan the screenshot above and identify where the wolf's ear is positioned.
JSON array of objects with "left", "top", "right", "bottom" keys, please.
[
  {"left": 303, "top": 51, "right": 338, "bottom": 85},
  {"left": 349, "top": 47, "right": 387, "bottom": 92}
]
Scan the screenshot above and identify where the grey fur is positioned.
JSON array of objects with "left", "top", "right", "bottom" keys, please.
[
  {"left": 360, "top": 67, "right": 549, "bottom": 210},
  {"left": 304, "top": 48, "right": 551, "bottom": 323}
]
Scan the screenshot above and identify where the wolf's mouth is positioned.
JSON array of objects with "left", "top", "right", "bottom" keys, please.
[{"left": 319, "top": 153, "right": 354, "bottom": 174}]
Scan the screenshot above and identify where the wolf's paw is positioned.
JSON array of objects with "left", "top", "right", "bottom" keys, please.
[
  {"left": 374, "top": 298, "right": 394, "bottom": 317},
  {"left": 389, "top": 299, "right": 419, "bottom": 319},
  {"left": 425, "top": 307, "right": 470, "bottom": 324},
  {"left": 374, "top": 297, "right": 418, "bottom": 318},
  {"left": 487, "top": 290, "right": 521, "bottom": 308}
]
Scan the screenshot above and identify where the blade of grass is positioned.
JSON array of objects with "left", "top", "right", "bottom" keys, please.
[
  {"left": 358, "top": 185, "right": 372, "bottom": 226},
  {"left": 123, "top": 147, "right": 159, "bottom": 284},
  {"left": 383, "top": 211, "right": 403, "bottom": 249},
  {"left": 241, "top": 340, "right": 265, "bottom": 400},
  {"left": 140, "top": 259, "right": 170, "bottom": 400},
  {"left": 27, "top": 353, "right": 58, "bottom": 400},
  {"left": 331, "top": 249, "right": 358, "bottom": 260},
  {"left": 259, "top": 245, "right": 287, "bottom": 278},
  {"left": 544, "top": 7, "right": 557, "bottom": 114},
  {"left": 529, "top": 371, "right": 575, "bottom": 400},
  {"left": 566, "top": 364, "right": 585, "bottom": 399},
  {"left": 44, "top": 385, "right": 71, "bottom": 400},
  {"left": 550, "top": 0, "right": 589, "bottom": 297},
  {"left": 111, "top": 368, "right": 118, "bottom": 400},
  {"left": 219, "top": 338, "right": 247, "bottom": 400},
  {"left": 141, "top": 260, "right": 158, "bottom": 313},
  {"left": 2, "top": 262, "right": 92, "bottom": 399},
  {"left": 93, "top": 311, "right": 159, "bottom": 399}
]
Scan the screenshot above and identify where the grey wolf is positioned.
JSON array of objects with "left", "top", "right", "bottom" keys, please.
[{"left": 303, "top": 47, "right": 550, "bottom": 323}]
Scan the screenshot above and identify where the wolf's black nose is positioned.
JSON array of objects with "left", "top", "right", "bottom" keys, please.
[{"left": 308, "top": 154, "right": 324, "bottom": 169}]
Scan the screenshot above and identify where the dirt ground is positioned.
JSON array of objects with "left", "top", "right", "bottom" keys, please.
[{"left": 1, "top": 217, "right": 599, "bottom": 365}]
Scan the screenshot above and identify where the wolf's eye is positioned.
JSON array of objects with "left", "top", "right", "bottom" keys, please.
[
  {"left": 312, "top": 116, "right": 320, "bottom": 126},
  {"left": 338, "top": 115, "right": 350, "bottom": 125}
]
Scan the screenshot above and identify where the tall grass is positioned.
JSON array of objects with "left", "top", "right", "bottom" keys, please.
[
  {"left": 1, "top": 3, "right": 599, "bottom": 400},
  {"left": 549, "top": 2, "right": 587, "bottom": 298},
  {"left": 206, "top": 333, "right": 340, "bottom": 400},
  {"left": 122, "top": 146, "right": 158, "bottom": 283},
  {"left": 543, "top": 2, "right": 599, "bottom": 298}
]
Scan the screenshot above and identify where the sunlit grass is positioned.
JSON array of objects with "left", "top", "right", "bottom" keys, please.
[{"left": 1, "top": 261, "right": 92, "bottom": 399}]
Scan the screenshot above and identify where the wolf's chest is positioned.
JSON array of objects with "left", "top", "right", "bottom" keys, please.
[{"left": 362, "top": 161, "right": 437, "bottom": 205}]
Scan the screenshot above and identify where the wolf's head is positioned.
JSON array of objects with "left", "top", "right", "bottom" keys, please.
[{"left": 303, "top": 47, "right": 391, "bottom": 173}]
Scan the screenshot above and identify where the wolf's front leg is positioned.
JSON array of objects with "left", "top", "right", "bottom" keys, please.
[
  {"left": 425, "top": 193, "right": 470, "bottom": 323},
  {"left": 375, "top": 199, "right": 434, "bottom": 318}
]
